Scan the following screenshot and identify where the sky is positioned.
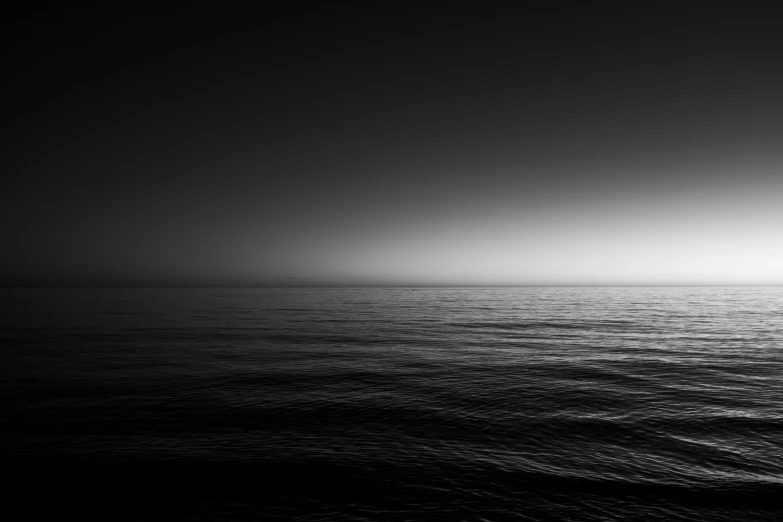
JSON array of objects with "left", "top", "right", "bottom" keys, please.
[{"left": 4, "top": 6, "right": 783, "bottom": 286}]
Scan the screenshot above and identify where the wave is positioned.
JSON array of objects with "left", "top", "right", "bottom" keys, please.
[{"left": 2, "top": 287, "right": 782, "bottom": 521}]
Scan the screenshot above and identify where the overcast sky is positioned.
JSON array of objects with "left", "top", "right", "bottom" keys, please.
[{"left": 4, "top": 6, "right": 783, "bottom": 285}]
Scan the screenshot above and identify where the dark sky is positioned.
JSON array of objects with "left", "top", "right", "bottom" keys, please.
[{"left": 4, "top": 6, "right": 783, "bottom": 285}]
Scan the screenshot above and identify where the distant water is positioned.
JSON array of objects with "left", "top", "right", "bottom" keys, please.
[{"left": 1, "top": 287, "right": 782, "bottom": 521}]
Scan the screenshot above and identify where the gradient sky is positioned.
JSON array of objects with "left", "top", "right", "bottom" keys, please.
[{"left": 4, "top": 6, "right": 783, "bottom": 285}]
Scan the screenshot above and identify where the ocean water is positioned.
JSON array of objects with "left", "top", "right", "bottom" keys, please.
[{"left": 1, "top": 286, "right": 782, "bottom": 521}]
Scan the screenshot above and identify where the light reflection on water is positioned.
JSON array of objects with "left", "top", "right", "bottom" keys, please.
[{"left": 1, "top": 287, "right": 782, "bottom": 521}]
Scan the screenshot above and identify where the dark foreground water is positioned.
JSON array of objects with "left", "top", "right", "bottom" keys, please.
[{"left": 1, "top": 287, "right": 782, "bottom": 521}]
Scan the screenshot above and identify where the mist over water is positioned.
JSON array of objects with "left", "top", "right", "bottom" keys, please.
[{"left": 2, "top": 287, "right": 782, "bottom": 521}]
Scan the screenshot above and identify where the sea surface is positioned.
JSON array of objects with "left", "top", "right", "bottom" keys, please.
[{"left": 1, "top": 287, "right": 782, "bottom": 521}]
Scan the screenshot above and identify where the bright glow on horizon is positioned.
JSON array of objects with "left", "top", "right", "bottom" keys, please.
[{"left": 298, "top": 175, "right": 783, "bottom": 286}]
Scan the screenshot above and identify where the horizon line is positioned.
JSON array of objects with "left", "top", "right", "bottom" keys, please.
[{"left": 3, "top": 284, "right": 783, "bottom": 289}]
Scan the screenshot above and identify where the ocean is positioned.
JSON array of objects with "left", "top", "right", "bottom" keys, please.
[{"left": 1, "top": 287, "right": 781, "bottom": 521}]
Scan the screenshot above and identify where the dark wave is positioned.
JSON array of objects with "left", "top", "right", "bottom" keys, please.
[{"left": 2, "top": 287, "right": 782, "bottom": 521}]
